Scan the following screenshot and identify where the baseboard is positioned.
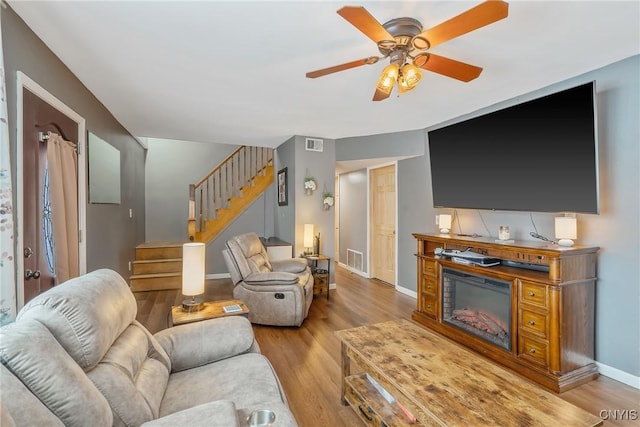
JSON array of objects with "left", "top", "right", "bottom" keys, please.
[
  {"left": 395, "top": 285, "right": 417, "bottom": 299},
  {"left": 596, "top": 362, "right": 640, "bottom": 389},
  {"left": 206, "top": 273, "right": 231, "bottom": 280},
  {"left": 338, "top": 262, "right": 370, "bottom": 278}
]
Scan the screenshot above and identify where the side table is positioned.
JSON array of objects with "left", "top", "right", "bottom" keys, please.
[
  {"left": 303, "top": 254, "right": 331, "bottom": 300},
  {"left": 169, "top": 299, "right": 250, "bottom": 327}
]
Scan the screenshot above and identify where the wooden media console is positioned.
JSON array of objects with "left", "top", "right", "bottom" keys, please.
[{"left": 412, "top": 233, "right": 599, "bottom": 393}]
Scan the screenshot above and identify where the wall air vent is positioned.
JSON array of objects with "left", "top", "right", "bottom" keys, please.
[
  {"left": 305, "top": 137, "right": 324, "bottom": 152},
  {"left": 347, "top": 249, "right": 364, "bottom": 272}
]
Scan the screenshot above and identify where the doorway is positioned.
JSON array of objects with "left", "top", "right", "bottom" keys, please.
[
  {"left": 17, "top": 72, "right": 87, "bottom": 308},
  {"left": 369, "top": 164, "right": 396, "bottom": 285}
]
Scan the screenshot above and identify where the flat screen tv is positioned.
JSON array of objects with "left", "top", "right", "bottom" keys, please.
[{"left": 428, "top": 82, "right": 599, "bottom": 214}]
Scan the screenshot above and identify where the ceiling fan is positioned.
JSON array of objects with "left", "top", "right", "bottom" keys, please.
[{"left": 306, "top": 1, "right": 509, "bottom": 101}]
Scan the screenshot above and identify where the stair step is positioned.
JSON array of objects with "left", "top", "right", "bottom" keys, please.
[
  {"left": 135, "top": 241, "right": 186, "bottom": 260},
  {"left": 132, "top": 258, "right": 182, "bottom": 275},
  {"left": 130, "top": 272, "right": 181, "bottom": 292}
]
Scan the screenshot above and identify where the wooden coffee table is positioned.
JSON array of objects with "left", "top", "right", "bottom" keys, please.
[
  {"left": 336, "top": 319, "right": 602, "bottom": 427},
  {"left": 170, "top": 299, "right": 249, "bottom": 326}
]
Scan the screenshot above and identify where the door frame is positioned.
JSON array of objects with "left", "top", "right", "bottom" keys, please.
[
  {"left": 367, "top": 161, "right": 398, "bottom": 287},
  {"left": 16, "top": 72, "right": 87, "bottom": 309}
]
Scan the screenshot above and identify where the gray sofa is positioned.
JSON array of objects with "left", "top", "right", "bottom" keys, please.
[
  {"left": 222, "top": 233, "right": 313, "bottom": 327},
  {"left": 0, "top": 269, "right": 297, "bottom": 426}
]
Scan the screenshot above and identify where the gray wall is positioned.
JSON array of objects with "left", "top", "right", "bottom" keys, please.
[
  {"left": 397, "top": 150, "right": 432, "bottom": 292},
  {"left": 335, "top": 55, "right": 640, "bottom": 377},
  {"left": 145, "top": 138, "right": 237, "bottom": 241},
  {"left": 337, "top": 129, "right": 425, "bottom": 161},
  {"left": 294, "top": 136, "right": 335, "bottom": 264},
  {"left": 338, "top": 169, "right": 368, "bottom": 270},
  {"left": 2, "top": 5, "right": 146, "bottom": 278},
  {"left": 144, "top": 137, "right": 276, "bottom": 273},
  {"left": 274, "top": 137, "right": 296, "bottom": 246},
  {"left": 273, "top": 136, "right": 336, "bottom": 281}
]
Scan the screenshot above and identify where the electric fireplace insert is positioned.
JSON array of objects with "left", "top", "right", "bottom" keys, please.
[{"left": 441, "top": 268, "right": 512, "bottom": 351}]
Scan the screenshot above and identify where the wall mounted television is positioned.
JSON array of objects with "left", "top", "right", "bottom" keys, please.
[{"left": 428, "top": 81, "right": 599, "bottom": 214}]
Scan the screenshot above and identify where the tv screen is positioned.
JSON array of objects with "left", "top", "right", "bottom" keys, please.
[{"left": 428, "top": 82, "right": 599, "bottom": 214}]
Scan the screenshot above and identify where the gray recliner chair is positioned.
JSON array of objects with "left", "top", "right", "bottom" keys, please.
[{"left": 222, "top": 232, "right": 313, "bottom": 327}]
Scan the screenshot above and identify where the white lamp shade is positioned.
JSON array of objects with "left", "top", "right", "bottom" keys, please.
[
  {"left": 555, "top": 217, "right": 577, "bottom": 239},
  {"left": 182, "top": 243, "right": 205, "bottom": 296},
  {"left": 303, "top": 224, "right": 314, "bottom": 248},
  {"left": 438, "top": 214, "right": 452, "bottom": 232}
]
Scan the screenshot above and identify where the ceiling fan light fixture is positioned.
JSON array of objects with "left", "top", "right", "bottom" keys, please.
[
  {"left": 398, "top": 63, "right": 422, "bottom": 93},
  {"left": 376, "top": 63, "right": 399, "bottom": 94}
]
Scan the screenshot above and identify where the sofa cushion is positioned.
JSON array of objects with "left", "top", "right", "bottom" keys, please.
[
  {"left": 154, "top": 316, "right": 256, "bottom": 373},
  {"left": 88, "top": 322, "right": 170, "bottom": 427},
  {"left": 0, "top": 364, "right": 64, "bottom": 427},
  {"left": 141, "top": 401, "right": 239, "bottom": 427},
  {"left": 159, "top": 353, "right": 286, "bottom": 417},
  {"left": 16, "top": 269, "right": 137, "bottom": 370},
  {"left": 227, "top": 233, "right": 272, "bottom": 278},
  {"left": 0, "top": 320, "right": 112, "bottom": 426}
]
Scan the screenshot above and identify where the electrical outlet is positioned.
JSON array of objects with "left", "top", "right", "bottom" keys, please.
[
  {"left": 435, "top": 215, "right": 439, "bottom": 225},
  {"left": 128, "top": 261, "right": 132, "bottom": 272},
  {"left": 129, "top": 209, "right": 133, "bottom": 218}
]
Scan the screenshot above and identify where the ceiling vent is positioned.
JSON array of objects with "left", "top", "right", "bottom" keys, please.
[{"left": 305, "top": 138, "right": 324, "bottom": 152}]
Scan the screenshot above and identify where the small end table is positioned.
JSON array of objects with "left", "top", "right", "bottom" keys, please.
[
  {"left": 170, "top": 299, "right": 249, "bottom": 326},
  {"left": 303, "top": 254, "right": 331, "bottom": 300}
]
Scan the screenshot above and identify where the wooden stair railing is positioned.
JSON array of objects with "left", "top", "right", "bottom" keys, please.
[{"left": 188, "top": 146, "right": 273, "bottom": 243}]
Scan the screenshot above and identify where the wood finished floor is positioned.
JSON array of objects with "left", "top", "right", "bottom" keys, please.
[{"left": 135, "top": 264, "right": 639, "bottom": 427}]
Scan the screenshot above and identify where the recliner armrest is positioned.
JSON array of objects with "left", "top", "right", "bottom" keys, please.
[
  {"left": 154, "top": 316, "right": 257, "bottom": 372},
  {"left": 270, "top": 258, "right": 308, "bottom": 274},
  {"left": 244, "top": 271, "right": 299, "bottom": 285}
]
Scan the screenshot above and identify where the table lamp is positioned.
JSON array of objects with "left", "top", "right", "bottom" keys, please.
[
  {"left": 182, "top": 242, "right": 205, "bottom": 311},
  {"left": 555, "top": 216, "right": 577, "bottom": 247},
  {"left": 438, "top": 214, "right": 452, "bottom": 234},
  {"left": 303, "top": 224, "right": 314, "bottom": 255}
]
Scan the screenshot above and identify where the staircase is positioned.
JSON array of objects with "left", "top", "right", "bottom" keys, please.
[
  {"left": 188, "top": 145, "right": 274, "bottom": 243},
  {"left": 130, "top": 145, "right": 273, "bottom": 292}
]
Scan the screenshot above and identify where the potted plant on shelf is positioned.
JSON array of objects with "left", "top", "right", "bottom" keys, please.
[
  {"left": 304, "top": 177, "right": 317, "bottom": 195},
  {"left": 323, "top": 192, "right": 334, "bottom": 210}
]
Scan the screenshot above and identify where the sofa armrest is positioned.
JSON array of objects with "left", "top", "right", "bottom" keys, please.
[
  {"left": 244, "top": 271, "right": 299, "bottom": 285},
  {"left": 270, "top": 258, "right": 308, "bottom": 274},
  {"left": 141, "top": 401, "right": 238, "bottom": 427},
  {"left": 154, "top": 316, "right": 256, "bottom": 372}
]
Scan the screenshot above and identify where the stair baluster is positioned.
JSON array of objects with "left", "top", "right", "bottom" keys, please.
[{"left": 187, "top": 145, "right": 274, "bottom": 243}]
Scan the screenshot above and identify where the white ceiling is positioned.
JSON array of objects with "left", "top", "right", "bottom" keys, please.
[{"left": 9, "top": 1, "right": 640, "bottom": 148}]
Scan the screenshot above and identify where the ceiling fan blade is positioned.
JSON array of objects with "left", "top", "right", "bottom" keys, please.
[
  {"left": 419, "top": 0, "right": 509, "bottom": 49},
  {"left": 419, "top": 54, "right": 483, "bottom": 82},
  {"left": 306, "top": 57, "right": 378, "bottom": 79},
  {"left": 337, "top": 6, "right": 395, "bottom": 44}
]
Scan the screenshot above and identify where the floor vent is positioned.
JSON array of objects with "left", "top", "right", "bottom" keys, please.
[{"left": 347, "top": 249, "right": 364, "bottom": 272}]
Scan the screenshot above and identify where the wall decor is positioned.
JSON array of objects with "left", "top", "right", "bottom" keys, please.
[
  {"left": 88, "top": 132, "right": 120, "bottom": 204},
  {"left": 304, "top": 177, "right": 317, "bottom": 195},
  {"left": 323, "top": 191, "right": 334, "bottom": 210},
  {"left": 277, "top": 167, "right": 288, "bottom": 206}
]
